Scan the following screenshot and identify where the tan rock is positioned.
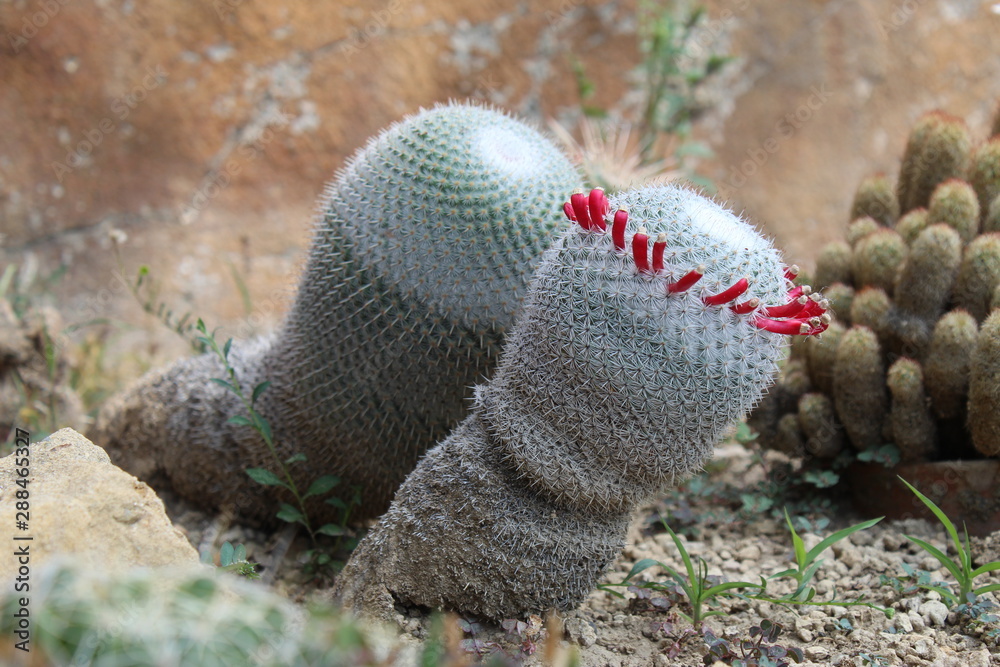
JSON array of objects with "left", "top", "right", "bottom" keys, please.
[{"left": 0, "top": 427, "right": 198, "bottom": 582}]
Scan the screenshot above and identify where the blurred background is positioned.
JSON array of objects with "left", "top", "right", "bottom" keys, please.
[{"left": 2, "top": 0, "right": 999, "bottom": 434}]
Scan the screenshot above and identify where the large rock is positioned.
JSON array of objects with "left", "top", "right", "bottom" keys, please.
[{"left": 0, "top": 428, "right": 199, "bottom": 582}]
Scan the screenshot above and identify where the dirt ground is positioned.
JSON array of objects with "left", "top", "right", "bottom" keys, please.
[{"left": 165, "top": 442, "right": 1000, "bottom": 667}]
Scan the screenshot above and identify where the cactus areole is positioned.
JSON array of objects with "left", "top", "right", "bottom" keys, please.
[{"left": 334, "top": 185, "right": 828, "bottom": 620}]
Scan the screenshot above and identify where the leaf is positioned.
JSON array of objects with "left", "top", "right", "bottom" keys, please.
[
  {"left": 286, "top": 452, "right": 307, "bottom": 465},
  {"left": 325, "top": 496, "right": 347, "bottom": 509},
  {"left": 233, "top": 543, "right": 247, "bottom": 563},
  {"left": 227, "top": 415, "right": 252, "bottom": 427},
  {"left": 806, "top": 516, "right": 883, "bottom": 565},
  {"left": 223, "top": 338, "right": 232, "bottom": 360},
  {"left": 252, "top": 380, "right": 272, "bottom": 404},
  {"left": 210, "top": 378, "right": 237, "bottom": 393},
  {"left": 317, "top": 523, "right": 347, "bottom": 537},
  {"left": 903, "top": 534, "right": 963, "bottom": 584},
  {"left": 219, "top": 541, "right": 235, "bottom": 566},
  {"left": 621, "top": 558, "right": 661, "bottom": 584},
  {"left": 305, "top": 475, "right": 341, "bottom": 499},
  {"left": 245, "top": 467, "right": 285, "bottom": 487},
  {"left": 276, "top": 503, "right": 305, "bottom": 524}
]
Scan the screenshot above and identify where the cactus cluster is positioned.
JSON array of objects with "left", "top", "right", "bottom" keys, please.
[
  {"left": 749, "top": 108, "right": 1000, "bottom": 464},
  {"left": 93, "top": 103, "right": 582, "bottom": 524},
  {"left": 0, "top": 561, "right": 396, "bottom": 666},
  {"left": 333, "top": 184, "right": 826, "bottom": 620}
]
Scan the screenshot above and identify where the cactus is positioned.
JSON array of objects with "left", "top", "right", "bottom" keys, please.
[
  {"left": 0, "top": 561, "right": 395, "bottom": 666},
  {"left": 926, "top": 179, "right": 980, "bottom": 244},
  {"left": 850, "top": 173, "right": 899, "bottom": 226},
  {"left": 970, "top": 311, "right": 1000, "bottom": 456},
  {"left": 93, "top": 103, "right": 582, "bottom": 524},
  {"left": 750, "top": 106, "right": 1000, "bottom": 467},
  {"left": 332, "top": 184, "right": 828, "bottom": 620},
  {"left": 896, "top": 111, "right": 970, "bottom": 213}
]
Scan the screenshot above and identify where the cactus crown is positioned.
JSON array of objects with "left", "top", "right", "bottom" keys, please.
[{"left": 481, "top": 184, "right": 825, "bottom": 511}]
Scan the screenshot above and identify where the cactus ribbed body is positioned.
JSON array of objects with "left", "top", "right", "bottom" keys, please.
[
  {"left": 334, "top": 184, "right": 825, "bottom": 619},
  {"left": 751, "top": 106, "right": 1000, "bottom": 466},
  {"left": 94, "top": 103, "right": 581, "bottom": 523}
]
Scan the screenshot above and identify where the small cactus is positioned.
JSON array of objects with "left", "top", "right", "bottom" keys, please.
[
  {"left": 333, "top": 185, "right": 827, "bottom": 619},
  {"left": 896, "top": 111, "right": 971, "bottom": 213},
  {"left": 93, "top": 103, "right": 582, "bottom": 524},
  {"left": 850, "top": 173, "right": 899, "bottom": 226},
  {"left": 0, "top": 561, "right": 393, "bottom": 666},
  {"left": 750, "top": 105, "right": 1000, "bottom": 467}
]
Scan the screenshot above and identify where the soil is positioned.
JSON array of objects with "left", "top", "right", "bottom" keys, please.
[{"left": 164, "top": 443, "right": 1000, "bottom": 667}]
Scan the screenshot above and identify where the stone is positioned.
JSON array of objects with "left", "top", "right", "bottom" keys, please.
[
  {"left": 0, "top": 428, "right": 199, "bottom": 583},
  {"left": 918, "top": 599, "right": 950, "bottom": 627},
  {"left": 564, "top": 617, "right": 598, "bottom": 648}
]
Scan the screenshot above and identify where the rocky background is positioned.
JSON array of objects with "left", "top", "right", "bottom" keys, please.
[{"left": 2, "top": 0, "right": 1000, "bottom": 374}]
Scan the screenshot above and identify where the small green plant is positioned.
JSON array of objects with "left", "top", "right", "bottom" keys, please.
[
  {"left": 601, "top": 519, "right": 763, "bottom": 625},
  {"left": 195, "top": 319, "right": 357, "bottom": 559},
  {"left": 857, "top": 652, "right": 890, "bottom": 666},
  {"left": 126, "top": 264, "right": 206, "bottom": 352},
  {"left": 897, "top": 476, "right": 1000, "bottom": 607},
  {"left": 771, "top": 508, "right": 882, "bottom": 602},
  {"left": 201, "top": 541, "right": 260, "bottom": 579},
  {"left": 703, "top": 620, "right": 804, "bottom": 666}
]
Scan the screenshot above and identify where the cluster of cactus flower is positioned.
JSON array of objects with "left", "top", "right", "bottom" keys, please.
[{"left": 563, "top": 188, "right": 831, "bottom": 336}]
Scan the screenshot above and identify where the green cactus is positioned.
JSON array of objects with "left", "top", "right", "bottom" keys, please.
[
  {"left": 849, "top": 287, "right": 891, "bottom": 342},
  {"left": 896, "top": 111, "right": 971, "bottom": 213},
  {"left": 926, "top": 179, "right": 980, "bottom": 244},
  {"left": 987, "top": 194, "right": 1000, "bottom": 233},
  {"left": 750, "top": 106, "right": 1000, "bottom": 469},
  {"left": 954, "top": 233, "right": 1000, "bottom": 321},
  {"left": 832, "top": 326, "right": 887, "bottom": 451},
  {"left": 797, "top": 392, "right": 844, "bottom": 458},
  {"left": 969, "top": 138, "right": 1000, "bottom": 222},
  {"left": 804, "top": 320, "right": 845, "bottom": 395},
  {"left": 814, "top": 240, "right": 853, "bottom": 287},
  {"left": 93, "top": 103, "right": 582, "bottom": 524},
  {"left": 846, "top": 216, "right": 881, "bottom": 247},
  {"left": 896, "top": 208, "right": 929, "bottom": 244},
  {"left": 333, "top": 184, "right": 829, "bottom": 619},
  {"left": 0, "top": 561, "right": 394, "bottom": 666},
  {"left": 822, "top": 284, "right": 854, "bottom": 327},
  {"left": 894, "top": 224, "right": 962, "bottom": 322},
  {"left": 851, "top": 228, "right": 907, "bottom": 294},
  {"left": 923, "top": 309, "right": 977, "bottom": 420},
  {"left": 969, "top": 310, "right": 1000, "bottom": 457},
  {"left": 886, "top": 358, "right": 936, "bottom": 462},
  {"left": 850, "top": 173, "right": 899, "bottom": 226}
]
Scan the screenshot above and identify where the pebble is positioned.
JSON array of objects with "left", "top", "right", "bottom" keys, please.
[
  {"left": 804, "top": 645, "right": 829, "bottom": 661},
  {"left": 837, "top": 546, "right": 862, "bottom": 568},
  {"left": 907, "top": 610, "right": 926, "bottom": 631},
  {"left": 564, "top": 618, "right": 597, "bottom": 648},
  {"left": 918, "top": 599, "right": 949, "bottom": 627},
  {"left": 894, "top": 611, "right": 913, "bottom": 633}
]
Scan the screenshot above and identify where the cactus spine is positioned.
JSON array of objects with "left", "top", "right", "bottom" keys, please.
[
  {"left": 93, "top": 103, "right": 582, "bottom": 523},
  {"left": 333, "top": 184, "right": 827, "bottom": 619}
]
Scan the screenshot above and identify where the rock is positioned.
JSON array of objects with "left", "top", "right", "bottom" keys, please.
[
  {"left": 894, "top": 611, "right": 914, "bottom": 634},
  {"left": 918, "top": 599, "right": 950, "bottom": 627},
  {"left": 564, "top": 617, "right": 597, "bottom": 648},
  {"left": 0, "top": 428, "right": 199, "bottom": 582},
  {"left": 907, "top": 610, "right": 926, "bottom": 632},
  {"left": 804, "top": 645, "right": 829, "bottom": 661}
]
